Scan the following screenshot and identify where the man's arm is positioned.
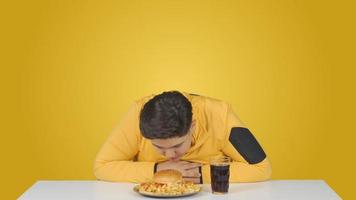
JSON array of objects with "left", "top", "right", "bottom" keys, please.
[
  {"left": 93, "top": 102, "right": 155, "bottom": 183},
  {"left": 202, "top": 103, "right": 272, "bottom": 183}
]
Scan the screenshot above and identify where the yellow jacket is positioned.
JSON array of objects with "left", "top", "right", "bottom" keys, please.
[{"left": 94, "top": 92, "right": 271, "bottom": 183}]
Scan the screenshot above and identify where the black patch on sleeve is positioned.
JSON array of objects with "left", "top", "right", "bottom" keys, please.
[{"left": 229, "top": 127, "right": 266, "bottom": 164}]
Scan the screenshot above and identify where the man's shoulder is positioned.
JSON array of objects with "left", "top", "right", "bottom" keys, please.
[
  {"left": 185, "top": 93, "right": 229, "bottom": 107},
  {"left": 201, "top": 95, "right": 229, "bottom": 113},
  {"left": 193, "top": 94, "right": 230, "bottom": 128}
]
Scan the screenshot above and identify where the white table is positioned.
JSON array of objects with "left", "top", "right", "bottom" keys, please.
[{"left": 19, "top": 180, "right": 341, "bottom": 200}]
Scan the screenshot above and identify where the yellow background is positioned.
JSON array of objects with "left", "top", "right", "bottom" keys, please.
[{"left": 1, "top": 1, "right": 355, "bottom": 199}]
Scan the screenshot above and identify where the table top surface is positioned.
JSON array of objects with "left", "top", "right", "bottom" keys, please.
[{"left": 19, "top": 180, "right": 341, "bottom": 200}]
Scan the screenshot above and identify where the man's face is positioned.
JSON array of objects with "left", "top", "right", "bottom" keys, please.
[{"left": 151, "top": 122, "right": 195, "bottom": 161}]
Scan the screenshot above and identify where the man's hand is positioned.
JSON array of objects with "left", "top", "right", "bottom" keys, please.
[{"left": 156, "top": 160, "right": 202, "bottom": 183}]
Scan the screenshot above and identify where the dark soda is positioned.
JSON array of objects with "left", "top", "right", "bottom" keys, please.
[{"left": 210, "top": 164, "right": 230, "bottom": 194}]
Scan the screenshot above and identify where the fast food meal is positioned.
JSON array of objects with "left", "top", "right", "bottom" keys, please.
[{"left": 137, "top": 169, "right": 201, "bottom": 196}]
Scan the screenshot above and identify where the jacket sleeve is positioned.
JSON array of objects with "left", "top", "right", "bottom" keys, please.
[
  {"left": 93, "top": 102, "right": 155, "bottom": 183},
  {"left": 202, "top": 103, "right": 272, "bottom": 183}
]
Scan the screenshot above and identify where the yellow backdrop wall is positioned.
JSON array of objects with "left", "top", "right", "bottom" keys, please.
[{"left": 1, "top": 1, "right": 355, "bottom": 199}]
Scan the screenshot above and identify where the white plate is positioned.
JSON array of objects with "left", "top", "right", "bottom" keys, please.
[{"left": 133, "top": 185, "right": 201, "bottom": 198}]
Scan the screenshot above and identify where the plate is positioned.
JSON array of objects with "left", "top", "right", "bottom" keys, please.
[{"left": 133, "top": 185, "right": 201, "bottom": 198}]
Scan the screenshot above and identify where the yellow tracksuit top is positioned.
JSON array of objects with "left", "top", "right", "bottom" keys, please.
[{"left": 94, "top": 92, "right": 272, "bottom": 183}]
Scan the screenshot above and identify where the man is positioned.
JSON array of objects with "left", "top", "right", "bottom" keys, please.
[{"left": 94, "top": 91, "right": 271, "bottom": 183}]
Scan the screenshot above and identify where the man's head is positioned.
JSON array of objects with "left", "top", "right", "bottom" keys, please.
[{"left": 139, "top": 91, "right": 194, "bottom": 160}]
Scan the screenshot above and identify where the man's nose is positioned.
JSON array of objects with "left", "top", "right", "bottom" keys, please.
[{"left": 164, "top": 149, "right": 176, "bottom": 159}]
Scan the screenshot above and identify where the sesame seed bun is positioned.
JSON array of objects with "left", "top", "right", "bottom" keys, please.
[{"left": 153, "top": 169, "right": 183, "bottom": 184}]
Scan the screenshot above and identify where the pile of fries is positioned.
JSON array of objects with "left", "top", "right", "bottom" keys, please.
[{"left": 138, "top": 180, "right": 200, "bottom": 195}]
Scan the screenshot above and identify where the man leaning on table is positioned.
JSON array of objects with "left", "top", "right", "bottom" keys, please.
[{"left": 94, "top": 91, "right": 271, "bottom": 184}]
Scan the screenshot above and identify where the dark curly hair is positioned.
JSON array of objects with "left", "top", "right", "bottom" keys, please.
[{"left": 139, "top": 91, "right": 193, "bottom": 139}]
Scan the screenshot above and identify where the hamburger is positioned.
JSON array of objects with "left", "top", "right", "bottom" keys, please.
[
  {"left": 138, "top": 169, "right": 200, "bottom": 196},
  {"left": 153, "top": 169, "right": 183, "bottom": 184}
]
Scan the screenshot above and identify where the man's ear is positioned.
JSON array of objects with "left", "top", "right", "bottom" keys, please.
[{"left": 190, "top": 120, "right": 196, "bottom": 131}]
